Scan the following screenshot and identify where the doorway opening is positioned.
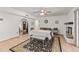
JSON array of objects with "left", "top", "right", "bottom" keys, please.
[{"left": 19, "top": 19, "right": 28, "bottom": 35}]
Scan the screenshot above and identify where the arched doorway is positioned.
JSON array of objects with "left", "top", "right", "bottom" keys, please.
[{"left": 19, "top": 18, "right": 28, "bottom": 35}]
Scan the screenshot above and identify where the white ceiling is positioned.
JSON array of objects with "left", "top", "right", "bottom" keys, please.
[
  {"left": 13, "top": 7, "right": 73, "bottom": 17},
  {"left": 0, "top": 7, "right": 74, "bottom": 17}
]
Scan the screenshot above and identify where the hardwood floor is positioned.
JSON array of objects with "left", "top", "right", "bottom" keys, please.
[
  {"left": 52, "top": 36, "right": 61, "bottom": 52},
  {"left": 0, "top": 34, "right": 28, "bottom": 52},
  {"left": 0, "top": 34, "right": 79, "bottom": 52},
  {"left": 60, "top": 35, "right": 79, "bottom": 52}
]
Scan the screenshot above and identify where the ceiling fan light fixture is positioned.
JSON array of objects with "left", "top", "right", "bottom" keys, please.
[
  {"left": 40, "top": 9, "right": 48, "bottom": 16},
  {"left": 41, "top": 9, "right": 45, "bottom": 12},
  {"left": 40, "top": 12, "right": 45, "bottom": 16}
]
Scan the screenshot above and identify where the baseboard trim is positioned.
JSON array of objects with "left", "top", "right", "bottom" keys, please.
[{"left": 0, "top": 36, "right": 19, "bottom": 43}]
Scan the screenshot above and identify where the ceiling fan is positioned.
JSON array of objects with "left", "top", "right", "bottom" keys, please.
[{"left": 34, "top": 9, "right": 51, "bottom": 16}]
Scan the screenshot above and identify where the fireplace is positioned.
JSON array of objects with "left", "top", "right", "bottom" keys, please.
[{"left": 66, "top": 27, "right": 73, "bottom": 39}]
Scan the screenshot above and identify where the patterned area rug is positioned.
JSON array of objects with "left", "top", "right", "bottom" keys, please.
[
  {"left": 10, "top": 36, "right": 62, "bottom": 52},
  {"left": 23, "top": 38, "right": 53, "bottom": 52}
]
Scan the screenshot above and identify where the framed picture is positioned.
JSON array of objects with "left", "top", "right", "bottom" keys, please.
[{"left": 44, "top": 20, "right": 48, "bottom": 24}]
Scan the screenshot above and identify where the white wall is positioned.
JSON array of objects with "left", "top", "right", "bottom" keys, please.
[
  {"left": 78, "top": 12, "right": 79, "bottom": 47},
  {"left": 0, "top": 12, "right": 20, "bottom": 41},
  {"left": 37, "top": 16, "right": 67, "bottom": 34},
  {"left": 0, "top": 7, "right": 36, "bottom": 41},
  {"left": 63, "top": 8, "right": 77, "bottom": 45},
  {"left": 74, "top": 9, "right": 79, "bottom": 47}
]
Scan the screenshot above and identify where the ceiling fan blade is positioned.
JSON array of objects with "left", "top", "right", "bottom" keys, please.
[
  {"left": 33, "top": 11, "right": 38, "bottom": 13},
  {"left": 33, "top": 10, "right": 41, "bottom": 13},
  {"left": 47, "top": 11, "right": 51, "bottom": 13}
]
